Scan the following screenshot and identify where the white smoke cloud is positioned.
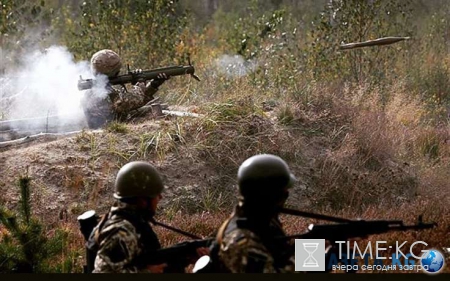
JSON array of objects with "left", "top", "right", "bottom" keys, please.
[
  {"left": 9, "top": 46, "right": 91, "bottom": 117},
  {"left": 0, "top": 45, "right": 102, "bottom": 134},
  {"left": 214, "top": 54, "right": 258, "bottom": 78},
  {"left": 90, "top": 73, "right": 110, "bottom": 100}
]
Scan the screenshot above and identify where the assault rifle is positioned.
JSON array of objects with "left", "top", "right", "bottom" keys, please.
[
  {"left": 281, "top": 214, "right": 437, "bottom": 241},
  {"left": 193, "top": 209, "right": 438, "bottom": 273},
  {"left": 278, "top": 208, "right": 437, "bottom": 241},
  {"left": 78, "top": 63, "right": 200, "bottom": 91},
  {"left": 146, "top": 218, "right": 213, "bottom": 272},
  {"left": 282, "top": 214, "right": 436, "bottom": 273}
]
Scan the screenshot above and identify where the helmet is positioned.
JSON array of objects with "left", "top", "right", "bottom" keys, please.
[
  {"left": 90, "top": 49, "right": 122, "bottom": 77},
  {"left": 237, "top": 154, "right": 296, "bottom": 203},
  {"left": 114, "top": 161, "right": 164, "bottom": 200}
]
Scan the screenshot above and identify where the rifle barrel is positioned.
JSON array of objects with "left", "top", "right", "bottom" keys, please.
[
  {"left": 151, "top": 219, "right": 202, "bottom": 240},
  {"left": 282, "top": 220, "right": 437, "bottom": 241},
  {"left": 280, "top": 207, "right": 353, "bottom": 223}
]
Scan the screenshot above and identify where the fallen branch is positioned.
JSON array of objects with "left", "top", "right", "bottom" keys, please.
[
  {"left": 0, "top": 113, "right": 86, "bottom": 131},
  {"left": 162, "top": 110, "right": 203, "bottom": 118},
  {"left": 0, "top": 131, "right": 83, "bottom": 149},
  {"left": 129, "top": 104, "right": 201, "bottom": 119}
]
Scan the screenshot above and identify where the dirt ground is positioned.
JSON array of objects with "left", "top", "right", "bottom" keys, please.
[{"left": 0, "top": 111, "right": 240, "bottom": 226}]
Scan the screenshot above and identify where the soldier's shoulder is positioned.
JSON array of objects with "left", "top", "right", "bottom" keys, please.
[
  {"left": 219, "top": 228, "right": 275, "bottom": 273},
  {"left": 110, "top": 84, "right": 124, "bottom": 91},
  {"left": 98, "top": 214, "right": 138, "bottom": 238},
  {"left": 221, "top": 228, "right": 263, "bottom": 250}
]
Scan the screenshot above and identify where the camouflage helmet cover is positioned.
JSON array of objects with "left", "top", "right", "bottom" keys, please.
[
  {"left": 114, "top": 161, "right": 164, "bottom": 200},
  {"left": 90, "top": 49, "right": 122, "bottom": 77},
  {"left": 237, "top": 154, "right": 296, "bottom": 201}
]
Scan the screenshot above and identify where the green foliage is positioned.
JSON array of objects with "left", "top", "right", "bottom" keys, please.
[
  {"left": 419, "top": 64, "right": 450, "bottom": 107},
  {"left": 403, "top": 8, "right": 450, "bottom": 111},
  {"left": 212, "top": 0, "right": 287, "bottom": 60},
  {"left": 277, "top": 105, "right": 294, "bottom": 126},
  {"left": 18, "top": 177, "right": 31, "bottom": 224},
  {"left": 416, "top": 129, "right": 442, "bottom": 160},
  {"left": 0, "top": 175, "right": 77, "bottom": 273},
  {"left": 0, "top": 0, "right": 54, "bottom": 69},
  {"left": 0, "top": 0, "right": 51, "bottom": 39},
  {"left": 420, "top": 8, "right": 450, "bottom": 57},
  {"left": 209, "top": 0, "right": 306, "bottom": 93},
  {"left": 206, "top": 98, "right": 262, "bottom": 123},
  {"left": 308, "top": 0, "right": 415, "bottom": 84},
  {"left": 106, "top": 121, "right": 129, "bottom": 134},
  {"left": 60, "top": 0, "right": 189, "bottom": 67}
]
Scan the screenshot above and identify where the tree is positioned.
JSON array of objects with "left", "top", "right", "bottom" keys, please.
[
  {"left": 0, "top": 175, "right": 77, "bottom": 273},
  {"left": 60, "top": 0, "right": 189, "bottom": 67},
  {"left": 0, "top": 0, "right": 53, "bottom": 71}
]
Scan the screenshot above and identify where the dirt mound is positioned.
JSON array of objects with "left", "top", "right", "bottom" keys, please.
[
  {"left": 0, "top": 100, "right": 428, "bottom": 225},
  {"left": 0, "top": 115, "right": 230, "bottom": 226}
]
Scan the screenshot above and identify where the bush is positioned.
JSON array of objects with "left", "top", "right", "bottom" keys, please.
[{"left": 0, "top": 0, "right": 54, "bottom": 71}]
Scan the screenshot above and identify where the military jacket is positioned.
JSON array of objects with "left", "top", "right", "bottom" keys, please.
[
  {"left": 81, "top": 83, "right": 157, "bottom": 129},
  {"left": 212, "top": 214, "right": 295, "bottom": 273},
  {"left": 90, "top": 202, "right": 161, "bottom": 273}
]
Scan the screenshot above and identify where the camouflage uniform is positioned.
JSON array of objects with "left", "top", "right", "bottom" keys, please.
[
  {"left": 199, "top": 154, "right": 297, "bottom": 273},
  {"left": 81, "top": 49, "right": 162, "bottom": 129},
  {"left": 81, "top": 82, "right": 157, "bottom": 129},
  {"left": 211, "top": 210, "right": 295, "bottom": 273},
  {"left": 90, "top": 201, "right": 161, "bottom": 273}
]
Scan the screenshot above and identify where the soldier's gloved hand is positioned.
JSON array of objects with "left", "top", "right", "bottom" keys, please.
[
  {"left": 150, "top": 73, "right": 170, "bottom": 89},
  {"left": 196, "top": 247, "right": 210, "bottom": 257},
  {"left": 186, "top": 247, "right": 210, "bottom": 265},
  {"left": 324, "top": 244, "right": 337, "bottom": 273},
  {"left": 146, "top": 263, "right": 167, "bottom": 273},
  {"left": 135, "top": 81, "right": 147, "bottom": 94}
]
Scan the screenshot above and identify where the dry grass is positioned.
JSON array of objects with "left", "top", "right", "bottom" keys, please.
[
  {"left": 1, "top": 39, "right": 450, "bottom": 274},
  {"left": 2, "top": 2, "right": 450, "bottom": 273},
  {"left": 52, "top": 76, "right": 448, "bottom": 273}
]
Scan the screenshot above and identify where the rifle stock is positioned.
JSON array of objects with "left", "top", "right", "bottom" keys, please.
[
  {"left": 77, "top": 210, "right": 100, "bottom": 273},
  {"left": 78, "top": 64, "right": 200, "bottom": 91}
]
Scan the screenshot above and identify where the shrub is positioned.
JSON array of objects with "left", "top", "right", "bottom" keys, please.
[
  {"left": 60, "top": 0, "right": 189, "bottom": 67},
  {"left": 0, "top": 175, "right": 79, "bottom": 273}
]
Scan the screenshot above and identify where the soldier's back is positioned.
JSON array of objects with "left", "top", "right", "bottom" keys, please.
[
  {"left": 92, "top": 207, "right": 161, "bottom": 273},
  {"left": 213, "top": 215, "right": 295, "bottom": 273},
  {"left": 80, "top": 85, "right": 117, "bottom": 128}
]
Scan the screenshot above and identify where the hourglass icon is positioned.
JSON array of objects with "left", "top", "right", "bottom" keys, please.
[{"left": 303, "top": 243, "right": 319, "bottom": 267}]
